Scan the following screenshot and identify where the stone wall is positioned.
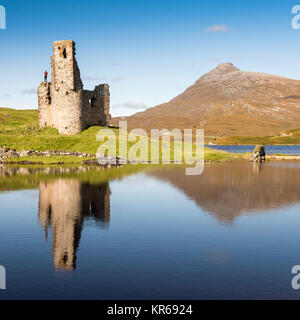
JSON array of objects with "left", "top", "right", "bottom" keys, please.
[
  {"left": 38, "top": 40, "right": 111, "bottom": 135},
  {"left": 37, "top": 82, "right": 51, "bottom": 127},
  {"left": 82, "top": 84, "right": 111, "bottom": 127},
  {"left": 51, "top": 87, "right": 84, "bottom": 135}
]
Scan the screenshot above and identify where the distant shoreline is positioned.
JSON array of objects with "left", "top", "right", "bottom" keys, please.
[{"left": 1, "top": 148, "right": 300, "bottom": 165}]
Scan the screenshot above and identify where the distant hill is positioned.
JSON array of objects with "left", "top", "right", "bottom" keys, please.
[{"left": 112, "top": 63, "right": 300, "bottom": 140}]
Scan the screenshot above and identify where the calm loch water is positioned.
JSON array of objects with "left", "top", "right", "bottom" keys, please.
[{"left": 1, "top": 162, "right": 300, "bottom": 299}]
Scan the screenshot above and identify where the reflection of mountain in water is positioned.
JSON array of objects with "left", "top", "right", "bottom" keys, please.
[
  {"left": 38, "top": 179, "right": 110, "bottom": 271},
  {"left": 147, "top": 162, "right": 300, "bottom": 222}
]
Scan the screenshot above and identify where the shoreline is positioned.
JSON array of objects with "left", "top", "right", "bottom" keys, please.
[
  {"left": 1, "top": 151, "right": 300, "bottom": 166},
  {"left": 2, "top": 144, "right": 300, "bottom": 166}
]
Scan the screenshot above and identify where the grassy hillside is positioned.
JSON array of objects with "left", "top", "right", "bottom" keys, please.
[
  {"left": 0, "top": 108, "right": 235, "bottom": 163},
  {"left": 0, "top": 108, "right": 115, "bottom": 154},
  {"left": 215, "top": 128, "right": 300, "bottom": 145}
]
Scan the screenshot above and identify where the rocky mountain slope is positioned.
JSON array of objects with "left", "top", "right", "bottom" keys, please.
[{"left": 112, "top": 63, "right": 300, "bottom": 138}]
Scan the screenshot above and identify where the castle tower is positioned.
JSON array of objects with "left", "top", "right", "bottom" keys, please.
[
  {"left": 51, "top": 40, "right": 83, "bottom": 92},
  {"left": 38, "top": 40, "right": 111, "bottom": 135}
]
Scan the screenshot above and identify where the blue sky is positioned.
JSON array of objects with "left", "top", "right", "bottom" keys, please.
[{"left": 0, "top": 0, "right": 299, "bottom": 116}]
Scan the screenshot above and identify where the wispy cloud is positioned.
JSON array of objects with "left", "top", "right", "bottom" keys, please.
[
  {"left": 21, "top": 88, "right": 36, "bottom": 95},
  {"left": 205, "top": 24, "right": 230, "bottom": 33},
  {"left": 2, "top": 94, "right": 11, "bottom": 98},
  {"left": 113, "top": 101, "right": 147, "bottom": 110},
  {"left": 82, "top": 75, "right": 99, "bottom": 81}
]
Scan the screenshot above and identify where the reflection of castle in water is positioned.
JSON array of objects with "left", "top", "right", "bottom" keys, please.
[{"left": 38, "top": 179, "right": 110, "bottom": 271}]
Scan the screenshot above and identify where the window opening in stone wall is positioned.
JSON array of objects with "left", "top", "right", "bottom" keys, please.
[
  {"left": 89, "top": 97, "right": 96, "bottom": 108},
  {"left": 63, "top": 48, "right": 67, "bottom": 59}
]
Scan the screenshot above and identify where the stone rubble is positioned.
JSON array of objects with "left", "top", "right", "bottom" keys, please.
[
  {"left": 0, "top": 147, "right": 232, "bottom": 165},
  {"left": 0, "top": 147, "right": 127, "bottom": 166},
  {"left": 0, "top": 147, "right": 95, "bottom": 162}
]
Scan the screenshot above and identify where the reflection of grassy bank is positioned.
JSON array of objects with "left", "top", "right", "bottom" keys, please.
[
  {"left": 4, "top": 155, "right": 96, "bottom": 164},
  {"left": 0, "top": 164, "right": 149, "bottom": 192}
]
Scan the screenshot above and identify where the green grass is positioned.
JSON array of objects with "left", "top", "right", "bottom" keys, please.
[
  {"left": 0, "top": 108, "right": 115, "bottom": 153},
  {"left": 216, "top": 128, "right": 300, "bottom": 145},
  {"left": 204, "top": 148, "right": 242, "bottom": 161},
  {"left": 0, "top": 107, "right": 239, "bottom": 163},
  {"left": 0, "top": 108, "right": 126, "bottom": 157},
  {"left": 2, "top": 107, "right": 300, "bottom": 161},
  {"left": 6, "top": 148, "right": 237, "bottom": 164}
]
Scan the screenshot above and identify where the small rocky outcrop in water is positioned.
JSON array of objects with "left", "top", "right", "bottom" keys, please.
[{"left": 252, "top": 145, "right": 266, "bottom": 162}]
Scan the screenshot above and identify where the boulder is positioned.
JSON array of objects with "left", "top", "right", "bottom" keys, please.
[{"left": 252, "top": 145, "right": 266, "bottom": 162}]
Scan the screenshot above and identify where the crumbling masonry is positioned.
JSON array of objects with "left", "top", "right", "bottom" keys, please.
[{"left": 38, "top": 40, "right": 111, "bottom": 135}]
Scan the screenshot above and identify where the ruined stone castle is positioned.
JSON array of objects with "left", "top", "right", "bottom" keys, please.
[{"left": 38, "top": 40, "right": 111, "bottom": 135}]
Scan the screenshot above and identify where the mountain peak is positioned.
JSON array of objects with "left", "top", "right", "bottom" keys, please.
[
  {"left": 113, "top": 64, "right": 300, "bottom": 138},
  {"left": 195, "top": 62, "right": 240, "bottom": 84},
  {"left": 211, "top": 62, "right": 240, "bottom": 74}
]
